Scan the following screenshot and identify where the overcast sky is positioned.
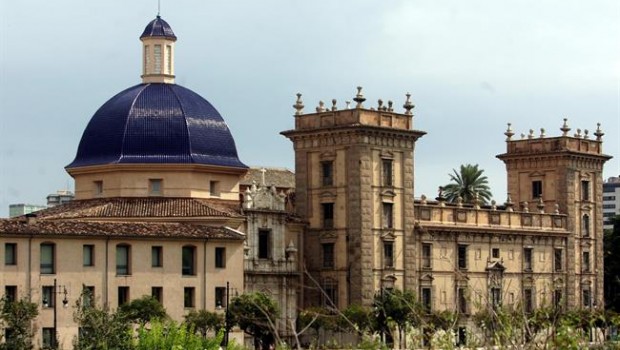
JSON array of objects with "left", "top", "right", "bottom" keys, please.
[{"left": 1, "top": 1, "right": 619, "bottom": 217}]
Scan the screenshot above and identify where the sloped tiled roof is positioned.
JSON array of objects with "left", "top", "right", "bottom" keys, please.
[
  {"left": 0, "top": 219, "right": 244, "bottom": 240},
  {"left": 241, "top": 167, "right": 295, "bottom": 189},
  {"left": 28, "top": 197, "right": 242, "bottom": 220}
]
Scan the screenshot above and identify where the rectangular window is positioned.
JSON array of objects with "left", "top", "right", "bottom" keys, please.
[
  {"left": 582, "top": 251, "right": 590, "bottom": 273},
  {"left": 149, "top": 179, "right": 162, "bottom": 196},
  {"left": 524, "top": 288, "right": 534, "bottom": 313},
  {"left": 323, "top": 281, "right": 338, "bottom": 307},
  {"left": 215, "top": 287, "right": 226, "bottom": 308},
  {"left": 457, "top": 287, "right": 467, "bottom": 314},
  {"left": 524, "top": 248, "right": 533, "bottom": 271},
  {"left": 152, "top": 287, "right": 163, "bottom": 303},
  {"left": 322, "top": 243, "right": 334, "bottom": 268},
  {"left": 554, "top": 289, "right": 563, "bottom": 309},
  {"left": 554, "top": 249, "right": 563, "bottom": 272},
  {"left": 4, "top": 286, "right": 17, "bottom": 302},
  {"left": 321, "top": 161, "right": 333, "bottom": 186},
  {"left": 166, "top": 45, "right": 172, "bottom": 74},
  {"left": 118, "top": 286, "right": 129, "bottom": 306},
  {"left": 42, "top": 286, "right": 54, "bottom": 307},
  {"left": 82, "top": 286, "right": 94, "bottom": 308},
  {"left": 421, "top": 287, "right": 432, "bottom": 313},
  {"left": 491, "top": 288, "right": 502, "bottom": 308},
  {"left": 210, "top": 181, "right": 220, "bottom": 197},
  {"left": 215, "top": 247, "right": 226, "bottom": 268},
  {"left": 422, "top": 243, "right": 432, "bottom": 268},
  {"left": 154, "top": 44, "right": 162, "bottom": 73},
  {"left": 182, "top": 246, "right": 196, "bottom": 276},
  {"left": 382, "top": 203, "right": 393, "bottom": 229},
  {"left": 83, "top": 245, "right": 94, "bottom": 266},
  {"left": 457, "top": 245, "right": 468, "bottom": 270},
  {"left": 532, "top": 180, "right": 543, "bottom": 199},
  {"left": 152, "top": 246, "right": 163, "bottom": 267},
  {"left": 42, "top": 328, "right": 55, "bottom": 349},
  {"left": 116, "top": 245, "right": 130, "bottom": 275},
  {"left": 322, "top": 203, "right": 334, "bottom": 229},
  {"left": 184, "top": 287, "right": 195, "bottom": 308},
  {"left": 582, "top": 215, "right": 590, "bottom": 237},
  {"left": 258, "top": 229, "right": 271, "bottom": 259},
  {"left": 583, "top": 289, "right": 591, "bottom": 308},
  {"left": 144, "top": 45, "right": 150, "bottom": 74},
  {"left": 384, "top": 242, "right": 394, "bottom": 268},
  {"left": 581, "top": 180, "right": 590, "bottom": 201},
  {"left": 40, "top": 243, "right": 55, "bottom": 274},
  {"left": 382, "top": 159, "right": 393, "bottom": 187},
  {"left": 5, "top": 243, "right": 16, "bottom": 265},
  {"left": 492, "top": 248, "right": 500, "bottom": 259},
  {"left": 94, "top": 180, "right": 103, "bottom": 196}
]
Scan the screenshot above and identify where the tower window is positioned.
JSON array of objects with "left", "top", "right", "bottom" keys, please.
[
  {"left": 166, "top": 45, "right": 172, "bottom": 74},
  {"left": 581, "top": 180, "right": 590, "bottom": 201},
  {"left": 322, "top": 243, "right": 334, "bottom": 268},
  {"left": 149, "top": 179, "right": 162, "bottom": 196},
  {"left": 422, "top": 243, "right": 432, "bottom": 269},
  {"left": 582, "top": 251, "right": 590, "bottom": 273},
  {"left": 383, "top": 241, "right": 394, "bottom": 268},
  {"left": 258, "top": 229, "right": 271, "bottom": 259},
  {"left": 144, "top": 45, "right": 150, "bottom": 74},
  {"left": 492, "top": 248, "right": 500, "bottom": 259},
  {"left": 321, "top": 161, "right": 333, "bottom": 186},
  {"left": 382, "top": 203, "right": 393, "bottom": 229},
  {"left": 523, "top": 248, "right": 533, "bottom": 271},
  {"left": 457, "top": 245, "right": 468, "bottom": 270},
  {"left": 532, "top": 180, "right": 543, "bottom": 199},
  {"left": 382, "top": 159, "right": 393, "bottom": 187},
  {"left": 322, "top": 203, "right": 334, "bottom": 229},
  {"left": 554, "top": 248, "right": 563, "bottom": 272},
  {"left": 582, "top": 215, "right": 590, "bottom": 237},
  {"left": 154, "top": 45, "right": 162, "bottom": 74}
]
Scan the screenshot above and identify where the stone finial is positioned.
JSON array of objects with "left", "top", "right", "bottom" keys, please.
[
  {"left": 456, "top": 195, "right": 463, "bottom": 208},
  {"left": 528, "top": 129, "right": 534, "bottom": 139},
  {"left": 387, "top": 100, "right": 394, "bottom": 112},
  {"left": 331, "top": 99, "right": 338, "bottom": 111},
  {"left": 473, "top": 192, "right": 480, "bottom": 209},
  {"left": 420, "top": 194, "right": 427, "bottom": 205},
  {"left": 554, "top": 203, "right": 560, "bottom": 214},
  {"left": 594, "top": 123, "right": 604, "bottom": 140},
  {"left": 436, "top": 186, "right": 446, "bottom": 206},
  {"left": 353, "top": 86, "right": 366, "bottom": 108},
  {"left": 316, "top": 100, "right": 326, "bottom": 113},
  {"left": 378, "top": 99, "right": 384, "bottom": 110},
  {"left": 540, "top": 128, "right": 546, "bottom": 138},
  {"left": 286, "top": 240, "right": 298, "bottom": 261},
  {"left": 505, "top": 193, "right": 514, "bottom": 212},
  {"left": 520, "top": 133, "right": 525, "bottom": 139},
  {"left": 260, "top": 168, "right": 267, "bottom": 186},
  {"left": 521, "top": 201, "right": 529, "bottom": 213},
  {"left": 403, "top": 92, "right": 414, "bottom": 115},
  {"left": 575, "top": 128, "right": 582, "bottom": 138},
  {"left": 504, "top": 123, "right": 515, "bottom": 141},
  {"left": 560, "top": 118, "right": 571, "bottom": 136},
  {"left": 583, "top": 129, "right": 589, "bottom": 139},
  {"left": 345, "top": 100, "right": 351, "bottom": 109},
  {"left": 293, "top": 93, "right": 304, "bottom": 115},
  {"left": 537, "top": 197, "right": 545, "bottom": 213},
  {"left": 491, "top": 200, "right": 497, "bottom": 211}
]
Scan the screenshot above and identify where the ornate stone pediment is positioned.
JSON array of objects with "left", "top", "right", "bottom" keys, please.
[{"left": 380, "top": 231, "right": 396, "bottom": 241}]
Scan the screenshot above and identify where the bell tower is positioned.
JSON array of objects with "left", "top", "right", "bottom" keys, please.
[
  {"left": 497, "top": 120, "right": 612, "bottom": 308},
  {"left": 140, "top": 15, "right": 176, "bottom": 84},
  {"left": 282, "top": 88, "right": 425, "bottom": 307}
]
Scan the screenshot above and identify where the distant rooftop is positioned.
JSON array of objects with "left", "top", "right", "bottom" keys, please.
[{"left": 241, "top": 167, "right": 295, "bottom": 189}]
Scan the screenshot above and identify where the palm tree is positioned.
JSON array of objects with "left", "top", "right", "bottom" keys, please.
[{"left": 442, "top": 164, "right": 492, "bottom": 204}]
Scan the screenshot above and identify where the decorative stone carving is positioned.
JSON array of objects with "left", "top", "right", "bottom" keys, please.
[{"left": 242, "top": 180, "right": 286, "bottom": 211}]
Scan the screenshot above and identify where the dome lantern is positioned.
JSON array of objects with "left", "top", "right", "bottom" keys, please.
[{"left": 140, "top": 15, "right": 176, "bottom": 84}]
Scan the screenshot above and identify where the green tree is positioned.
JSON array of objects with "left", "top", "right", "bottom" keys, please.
[
  {"left": 605, "top": 215, "right": 620, "bottom": 312},
  {"left": 134, "top": 319, "right": 223, "bottom": 350},
  {"left": 374, "top": 289, "right": 422, "bottom": 349},
  {"left": 184, "top": 309, "right": 224, "bottom": 337},
  {"left": 72, "top": 289, "right": 132, "bottom": 350},
  {"left": 118, "top": 295, "right": 167, "bottom": 324},
  {"left": 0, "top": 296, "right": 38, "bottom": 350},
  {"left": 228, "top": 292, "right": 279, "bottom": 350},
  {"left": 442, "top": 164, "right": 493, "bottom": 204}
]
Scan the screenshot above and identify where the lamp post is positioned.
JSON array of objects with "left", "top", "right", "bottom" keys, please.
[{"left": 42, "top": 279, "right": 68, "bottom": 350}]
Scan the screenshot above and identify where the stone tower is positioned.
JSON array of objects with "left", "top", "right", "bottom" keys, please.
[
  {"left": 497, "top": 120, "right": 612, "bottom": 308},
  {"left": 282, "top": 88, "right": 425, "bottom": 307}
]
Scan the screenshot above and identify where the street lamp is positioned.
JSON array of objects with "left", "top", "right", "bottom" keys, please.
[{"left": 42, "top": 279, "right": 68, "bottom": 349}]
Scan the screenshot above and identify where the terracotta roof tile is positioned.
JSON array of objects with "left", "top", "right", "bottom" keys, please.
[
  {"left": 0, "top": 219, "right": 244, "bottom": 240},
  {"left": 28, "top": 197, "right": 242, "bottom": 220}
]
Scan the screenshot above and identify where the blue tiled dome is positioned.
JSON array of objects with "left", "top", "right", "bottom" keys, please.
[
  {"left": 67, "top": 83, "right": 247, "bottom": 169},
  {"left": 140, "top": 15, "right": 176, "bottom": 40}
]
